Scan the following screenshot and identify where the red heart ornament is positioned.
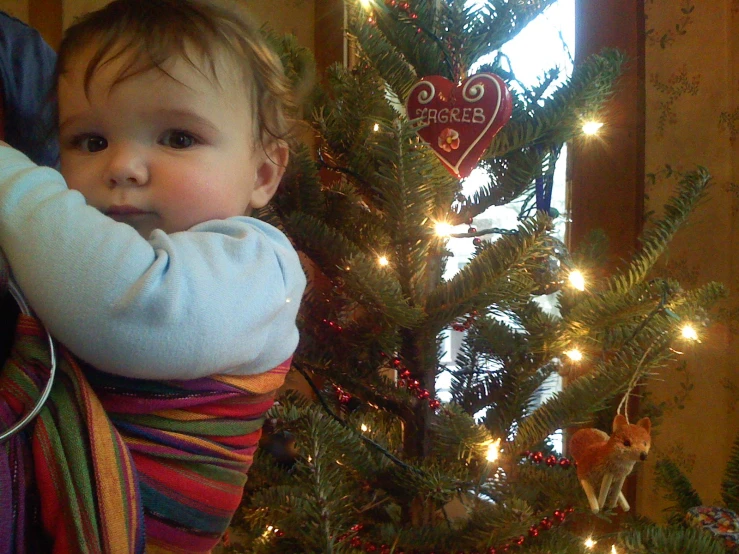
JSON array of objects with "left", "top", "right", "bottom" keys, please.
[{"left": 406, "top": 73, "right": 513, "bottom": 179}]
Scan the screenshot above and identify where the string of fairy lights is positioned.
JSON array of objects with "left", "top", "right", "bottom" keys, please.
[{"left": 255, "top": 1, "right": 704, "bottom": 551}]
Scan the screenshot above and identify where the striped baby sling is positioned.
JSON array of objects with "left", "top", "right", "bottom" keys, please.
[{"left": 0, "top": 303, "right": 289, "bottom": 552}]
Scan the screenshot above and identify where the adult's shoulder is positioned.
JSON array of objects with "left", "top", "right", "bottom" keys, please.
[
  {"left": 0, "top": 11, "right": 56, "bottom": 74},
  {"left": 0, "top": 11, "right": 58, "bottom": 167}
]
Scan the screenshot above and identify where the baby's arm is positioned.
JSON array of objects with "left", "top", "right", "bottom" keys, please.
[{"left": 0, "top": 146, "right": 306, "bottom": 379}]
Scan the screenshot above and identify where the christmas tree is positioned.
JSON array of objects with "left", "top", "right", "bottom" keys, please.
[{"left": 224, "top": 1, "right": 732, "bottom": 552}]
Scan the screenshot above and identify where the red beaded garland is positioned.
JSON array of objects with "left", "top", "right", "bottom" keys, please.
[
  {"left": 530, "top": 451, "right": 544, "bottom": 463},
  {"left": 393, "top": 367, "right": 440, "bottom": 409},
  {"left": 322, "top": 397, "right": 579, "bottom": 553},
  {"left": 333, "top": 499, "right": 571, "bottom": 554}
]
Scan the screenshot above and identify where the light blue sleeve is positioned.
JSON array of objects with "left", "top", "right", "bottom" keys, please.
[{"left": 0, "top": 146, "right": 306, "bottom": 379}]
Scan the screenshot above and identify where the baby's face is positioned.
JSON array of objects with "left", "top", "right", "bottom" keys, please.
[{"left": 57, "top": 45, "right": 281, "bottom": 237}]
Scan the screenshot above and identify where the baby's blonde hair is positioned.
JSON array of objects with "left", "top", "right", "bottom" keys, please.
[{"left": 56, "top": 0, "right": 295, "bottom": 148}]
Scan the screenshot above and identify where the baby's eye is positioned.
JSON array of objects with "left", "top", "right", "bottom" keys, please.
[
  {"left": 72, "top": 135, "right": 108, "bottom": 153},
  {"left": 623, "top": 439, "right": 631, "bottom": 447},
  {"left": 161, "top": 130, "right": 197, "bottom": 149}
]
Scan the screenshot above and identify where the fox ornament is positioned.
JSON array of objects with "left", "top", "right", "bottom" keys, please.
[{"left": 569, "top": 414, "right": 651, "bottom": 513}]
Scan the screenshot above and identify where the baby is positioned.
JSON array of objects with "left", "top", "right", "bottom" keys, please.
[
  {"left": 0, "top": 0, "right": 306, "bottom": 550},
  {"left": 0, "top": 0, "right": 305, "bottom": 380}
]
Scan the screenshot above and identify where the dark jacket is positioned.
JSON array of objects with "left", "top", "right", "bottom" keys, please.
[
  {"left": 0, "top": 11, "right": 58, "bottom": 167},
  {"left": 0, "top": 12, "right": 59, "bottom": 361}
]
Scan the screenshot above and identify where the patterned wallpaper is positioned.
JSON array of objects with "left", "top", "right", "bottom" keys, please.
[{"left": 638, "top": 0, "right": 739, "bottom": 518}]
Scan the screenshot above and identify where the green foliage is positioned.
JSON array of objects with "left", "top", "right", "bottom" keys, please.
[
  {"left": 233, "top": 4, "right": 728, "bottom": 554},
  {"left": 722, "top": 432, "right": 739, "bottom": 512},
  {"left": 619, "top": 524, "right": 727, "bottom": 554},
  {"left": 654, "top": 459, "right": 703, "bottom": 524}
]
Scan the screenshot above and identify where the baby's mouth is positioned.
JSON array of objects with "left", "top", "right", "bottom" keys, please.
[{"left": 106, "top": 204, "right": 150, "bottom": 216}]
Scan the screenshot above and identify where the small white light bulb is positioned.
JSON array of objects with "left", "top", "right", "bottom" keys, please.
[
  {"left": 373, "top": 123, "right": 380, "bottom": 132},
  {"left": 361, "top": 424, "right": 369, "bottom": 432},
  {"left": 611, "top": 546, "right": 618, "bottom": 554},
  {"left": 565, "top": 349, "right": 583, "bottom": 362},
  {"left": 569, "top": 270, "right": 586, "bottom": 291},
  {"left": 486, "top": 438, "right": 501, "bottom": 462},
  {"left": 359, "top": 0, "right": 373, "bottom": 9},
  {"left": 582, "top": 121, "right": 604, "bottom": 135},
  {"left": 584, "top": 537, "right": 596, "bottom": 549},
  {"left": 435, "top": 221, "right": 454, "bottom": 237},
  {"left": 378, "top": 255, "right": 389, "bottom": 267},
  {"left": 681, "top": 324, "right": 698, "bottom": 341}
]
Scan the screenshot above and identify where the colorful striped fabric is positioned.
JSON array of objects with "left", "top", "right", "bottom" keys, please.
[{"left": 0, "top": 315, "right": 289, "bottom": 553}]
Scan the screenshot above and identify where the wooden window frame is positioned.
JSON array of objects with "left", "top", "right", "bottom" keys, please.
[
  {"left": 568, "top": 0, "right": 645, "bottom": 267},
  {"left": 568, "top": 0, "right": 646, "bottom": 508}
]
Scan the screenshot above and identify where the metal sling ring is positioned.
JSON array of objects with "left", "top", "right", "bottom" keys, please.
[{"left": 0, "top": 279, "right": 57, "bottom": 443}]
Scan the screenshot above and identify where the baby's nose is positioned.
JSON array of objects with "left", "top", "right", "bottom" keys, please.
[{"left": 106, "top": 145, "right": 148, "bottom": 187}]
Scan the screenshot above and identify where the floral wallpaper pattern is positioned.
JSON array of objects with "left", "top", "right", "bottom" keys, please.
[{"left": 639, "top": 0, "right": 739, "bottom": 519}]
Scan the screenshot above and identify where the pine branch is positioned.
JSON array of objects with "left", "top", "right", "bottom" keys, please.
[
  {"left": 247, "top": 407, "right": 360, "bottom": 552},
  {"left": 619, "top": 524, "right": 726, "bottom": 554},
  {"left": 425, "top": 214, "right": 551, "bottom": 331},
  {"left": 430, "top": 404, "right": 495, "bottom": 465},
  {"left": 270, "top": 143, "right": 325, "bottom": 219},
  {"left": 350, "top": 0, "right": 452, "bottom": 84},
  {"left": 609, "top": 167, "right": 712, "bottom": 294},
  {"left": 722, "top": 430, "right": 739, "bottom": 512},
  {"left": 486, "top": 49, "right": 624, "bottom": 159},
  {"left": 511, "top": 335, "right": 677, "bottom": 452},
  {"left": 461, "top": 1, "right": 560, "bottom": 70},
  {"left": 293, "top": 363, "right": 423, "bottom": 477},
  {"left": 654, "top": 459, "right": 703, "bottom": 524},
  {"left": 283, "top": 212, "right": 422, "bottom": 329},
  {"left": 348, "top": 14, "right": 419, "bottom": 103}
]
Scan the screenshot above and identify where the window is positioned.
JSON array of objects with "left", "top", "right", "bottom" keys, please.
[{"left": 438, "top": 2, "right": 575, "bottom": 438}]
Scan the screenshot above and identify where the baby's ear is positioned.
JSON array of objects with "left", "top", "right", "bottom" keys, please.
[
  {"left": 249, "top": 139, "right": 290, "bottom": 210},
  {"left": 636, "top": 417, "right": 651, "bottom": 434}
]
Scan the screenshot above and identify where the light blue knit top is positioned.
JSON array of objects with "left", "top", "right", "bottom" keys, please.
[{"left": 0, "top": 146, "right": 305, "bottom": 379}]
